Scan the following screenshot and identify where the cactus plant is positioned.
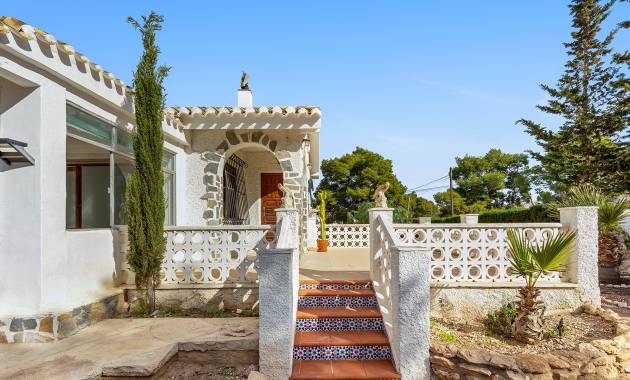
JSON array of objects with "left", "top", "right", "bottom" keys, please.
[{"left": 316, "top": 191, "right": 329, "bottom": 252}]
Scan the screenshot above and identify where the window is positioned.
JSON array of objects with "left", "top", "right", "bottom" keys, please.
[
  {"left": 65, "top": 104, "right": 177, "bottom": 228},
  {"left": 163, "top": 150, "right": 176, "bottom": 225}
]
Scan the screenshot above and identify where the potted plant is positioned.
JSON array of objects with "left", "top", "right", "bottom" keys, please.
[
  {"left": 506, "top": 229, "right": 575, "bottom": 343},
  {"left": 317, "top": 190, "right": 329, "bottom": 252}
]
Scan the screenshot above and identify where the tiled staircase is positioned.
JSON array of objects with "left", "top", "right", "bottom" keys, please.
[{"left": 290, "top": 280, "right": 401, "bottom": 380}]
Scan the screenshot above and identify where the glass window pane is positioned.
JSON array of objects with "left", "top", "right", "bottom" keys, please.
[
  {"left": 66, "top": 105, "right": 113, "bottom": 147},
  {"left": 164, "top": 172, "right": 174, "bottom": 225},
  {"left": 163, "top": 151, "right": 175, "bottom": 172},
  {"left": 81, "top": 166, "right": 110, "bottom": 228},
  {"left": 116, "top": 129, "right": 133, "bottom": 155},
  {"left": 66, "top": 168, "right": 77, "bottom": 229},
  {"left": 114, "top": 154, "right": 135, "bottom": 225}
]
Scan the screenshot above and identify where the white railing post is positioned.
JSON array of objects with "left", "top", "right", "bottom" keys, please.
[
  {"left": 369, "top": 208, "right": 394, "bottom": 279},
  {"left": 369, "top": 208, "right": 430, "bottom": 379},
  {"left": 258, "top": 208, "right": 300, "bottom": 379},
  {"left": 389, "top": 245, "right": 431, "bottom": 380},
  {"left": 559, "top": 206, "right": 600, "bottom": 306}
]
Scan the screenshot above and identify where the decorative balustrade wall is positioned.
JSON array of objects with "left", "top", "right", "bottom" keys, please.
[
  {"left": 394, "top": 223, "right": 563, "bottom": 283},
  {"left": 117, "top": 225, "right": 276, "bottom": 287},
  {"left": 325, "top": 224, "right": 369, "bottom": 248}
]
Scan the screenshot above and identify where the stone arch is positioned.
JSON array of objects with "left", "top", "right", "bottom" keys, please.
[{"left": 200, "top": 131, "right": 302, "bottom": 225}]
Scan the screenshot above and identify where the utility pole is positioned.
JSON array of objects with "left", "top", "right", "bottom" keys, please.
[{"left": 449, "top": 167, "right": 454, "bottom": 216}]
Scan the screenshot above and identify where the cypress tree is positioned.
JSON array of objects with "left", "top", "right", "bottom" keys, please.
[
  {"left": 125, "top": 12, "right": 170, "bottom": 313},
  {"left": 518, "top": 0, "right": 629, "bottom": 194}
]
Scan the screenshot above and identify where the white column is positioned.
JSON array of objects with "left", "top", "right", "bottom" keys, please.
[
  {"left": 368, "top": 208, "right": 430, "bottom": 379},
  {"left": 258, "top": 208, "right": 299, "bottom": 379},
  {"left": 390, "top": 246, "right": 431, "bottom": 380},
  {"left": 559, "top": 206, "right": 600, "bottom": 306},
  {"left": 459, "top": 214, "right": 479, "bottom": 224}
]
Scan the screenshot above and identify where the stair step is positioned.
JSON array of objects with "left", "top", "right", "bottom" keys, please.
[
  {"left": 298, "top": 289, "right": 375, "bottom": 297},
  {"left": 298, "top": 295, "right": 377, "bottom": 308},
  {"left": 297, "top": 307, "right": 381, "bottom": 319},
  {"left": 290, "top": 360, "right": 401, "bottom": 380},
  {"left": 299, "top": 280, "right": 373, "bottom": 291},
  {"left": 294, "top": 344, "right": 392, "bottom": 360},
  {"left": 295, "top": 330, "right": 389, "bottom": 347},
  {"left": 297, "top": 317, "right": 384, "bottom": 331}
]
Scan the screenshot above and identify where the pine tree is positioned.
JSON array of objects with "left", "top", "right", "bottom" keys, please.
[
  {"left": 518, "top": 0, "right": 629, "bottom": 194},
  {"left": 125, "top": 12, "right": 170, "bottom": 313}
]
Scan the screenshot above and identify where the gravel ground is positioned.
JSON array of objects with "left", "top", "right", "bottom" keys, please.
[
  {"left": 430, "top": 311, "right": 616, "bottom": 355},
  {"left": 601, "top": 286, "right": 630, "bottom": 317}
]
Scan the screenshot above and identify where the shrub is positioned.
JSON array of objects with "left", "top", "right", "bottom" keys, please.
[
  {"left": 483, "top": 303, "right": 517, "bottom": 338},
  {"left": 431, "top": 205, "right": 557, "bottom": 224}
]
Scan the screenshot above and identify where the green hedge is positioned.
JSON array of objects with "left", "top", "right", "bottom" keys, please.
[{"left": 432, "top": 205, "right": 558, "bottom": 224}]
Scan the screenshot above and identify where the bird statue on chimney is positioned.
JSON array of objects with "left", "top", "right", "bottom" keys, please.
[{"left": 240, "top": 71, "right": 250, "bottom": 90}]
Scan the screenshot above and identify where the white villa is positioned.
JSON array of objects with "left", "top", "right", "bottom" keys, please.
[
  {"left": 0, "top": 15, "right": 612, "bottom": 380},
  {"left": 0, "top": 16, "right": 320, "bottom": 339}
]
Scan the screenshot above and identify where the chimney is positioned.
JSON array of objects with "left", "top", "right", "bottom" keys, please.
[{"left": 238, "top": 89, "right": 253, "bottom": 108}]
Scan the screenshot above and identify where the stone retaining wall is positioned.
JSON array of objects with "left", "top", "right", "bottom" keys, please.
[
  {"left": 0, "top": 292, "right": 124, "bottom": 343},
  {"left": 125, "top": 287, "right": 259, "bottom": 313},
  {"left": 430, "top": 306, "right": 630, "bottom": 379}
]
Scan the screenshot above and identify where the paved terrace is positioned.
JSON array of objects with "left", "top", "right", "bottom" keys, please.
[
  {"left": 300, "top": 248, "right": 370, "bottom": 282},
  {"left": 0, "top": 318, "right": 258, "bottom": 380}
]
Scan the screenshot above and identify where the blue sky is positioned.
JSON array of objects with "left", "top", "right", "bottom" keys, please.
[{"left": 5, "top": 1, "right": 628, "bottom": 197}]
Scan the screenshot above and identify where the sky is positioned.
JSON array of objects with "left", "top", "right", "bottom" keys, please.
[{"left": 4, "top": 1, "right": 628, "bottom": 197}]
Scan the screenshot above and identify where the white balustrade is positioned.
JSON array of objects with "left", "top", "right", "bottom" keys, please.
[
  {"left": 325, "top": 224, "right": 369, "bottom": 248},
  {"left": 118, "top": 225, "right": 276, "bottom": 286},
  {"left": 394, "top": 223, "right": 563, "bottom": 283}
]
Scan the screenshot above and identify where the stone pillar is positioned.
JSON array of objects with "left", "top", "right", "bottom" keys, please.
[
  {"left": 389, "top": 245, "right": 431, "bottom": 380},
  {"left": 306, "top": 210, "right": 317, "bottom": 250},
  {"left": 460, "top": 214, "right": 479, "bottom": 224},
  {"left": 418, "top": 216, "right": 432, "bottom": 224},
  {"left": 258, "top": 208, "right": 299, "bottom": 379},
  {"left": 369, "top": 208, "right": 394, "bottom": 279},
  {"left": 559, "top": 207, "right": 600, "bottom": 306}
]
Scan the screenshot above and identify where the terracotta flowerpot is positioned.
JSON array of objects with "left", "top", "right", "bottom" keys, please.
[{"left": 317, "top": 239, "right": 329, "bottom": 252}]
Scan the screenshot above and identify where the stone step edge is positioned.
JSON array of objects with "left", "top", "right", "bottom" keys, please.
[
  {"left": 299, "top": 280, "right": 373, "bottom": 285},
  {"left": 298, "top": 289, "right": 376, "bottom": 297}
]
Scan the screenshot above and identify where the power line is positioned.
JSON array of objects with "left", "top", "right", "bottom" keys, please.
[
  {"left": 408, "top": 185, "right": 449, "bottom": 193},
  {"left": 408, "top": 175, "right": 449, "bottom": 192}
]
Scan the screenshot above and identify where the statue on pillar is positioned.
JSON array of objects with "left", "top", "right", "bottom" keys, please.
[
  {"left": 373, "top": 182, "right": 390, "bottom": 208},
  {"left": 278, "top": 183, "right": 295, "bottom": 208}
]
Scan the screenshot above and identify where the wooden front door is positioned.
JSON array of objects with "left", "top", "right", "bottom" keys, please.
[{"left": 261, "top": 173, "right": 283, "bottom": 225}]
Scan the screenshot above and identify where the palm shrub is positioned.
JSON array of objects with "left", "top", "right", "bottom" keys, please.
[
  {"left": 506, "top": 229, "right": 576, "bottom": 343},
  {"left": 125, "top": 12, "right": 170, "bottom": 314},
  {"left": 559, "top": 185, "right": 629, "bottom": 268}
]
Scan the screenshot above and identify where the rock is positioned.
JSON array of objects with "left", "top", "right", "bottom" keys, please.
[
  {"left": 590, "top": 339, "right": 618, "bottom": 355},
  {"left": 430, "top": 355, "right": 455, "bottom": 369},
  {"left": 505, "top": 370, "right": 528, "bottom": 380},
  {"left": 459, "top": 363, "right": 492, "bottom": 376},
  {"left": 578, "top": 343, "right": 606, "bottom": 359},
  {"left": 516, "top": 354, "right": 550, "bottom": 374},
  {"left": 580, "top": 362, "right": 597, "bottom": 374},
  {"left": 13, "top": 332, "right": 53, "bottom": 343},
  {"left": 9, "top": 319, "right": 23, "bottom": 332},
  {"left": 594, "top": 364, "right": 618, "bottom": 378},
  {"left": 542, "top": 354, "right": 571, "bottom": 369},
  {"left": 39, "top": 316, "right": 54, "bottom": 333},
  {"left": 57, "top": 313, "right": 78, "bottom": 338},
  {"left": 589, "top": 355, "right": 615, "bottom": 367},
  {"left": 430, "top": 342, "right": 458, "bottom": 358},
  {"left": 433, "top": 367, "right": 460, "bottom": 380},
  {"left": 487, "top": 351, "right": 519, "bottom": 371},
  {"left": 583, "top": 304, "right": 598, "bottom": 315},
  {"left": 0, "top": 331, "right": 7, "bottom": 343},
  {"left": 247, "top": 371, "right": 268, "bottom": 380},
  {"left": 621, "top": 360, "right": 630, "bottom": 373},
  {"left": 552, "top": 370, "right": 578, "bottom": 380},
  {"left": 457, "top": 348, "right": 491, "bottom": 365},
  {"left": 23, "top": 319, "right": 37, "bottom": 330}
]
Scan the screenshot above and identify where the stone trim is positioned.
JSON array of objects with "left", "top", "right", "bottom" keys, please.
[
  {"left": 200, "top": 131, "right": 303, "bottom": 227},
  {"left": 0, "top": 292, "right": 124, "bottom": 344},
  {"left": 430, "top": 305, "right": 630, "bottom": 379}
]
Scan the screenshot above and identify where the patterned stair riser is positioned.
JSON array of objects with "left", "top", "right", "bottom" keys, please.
[
  {"left": 299, "top": 283, "right": 373, "bottom": 291},
  {"left": 294, "top": 345, "right": 392, "bottom": 360},
  {"left": 296, "top": 318, "right": 384, "bottom": 331},
  {"left": 298, "top": 296, "right": 378, "bottom": 308}
]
